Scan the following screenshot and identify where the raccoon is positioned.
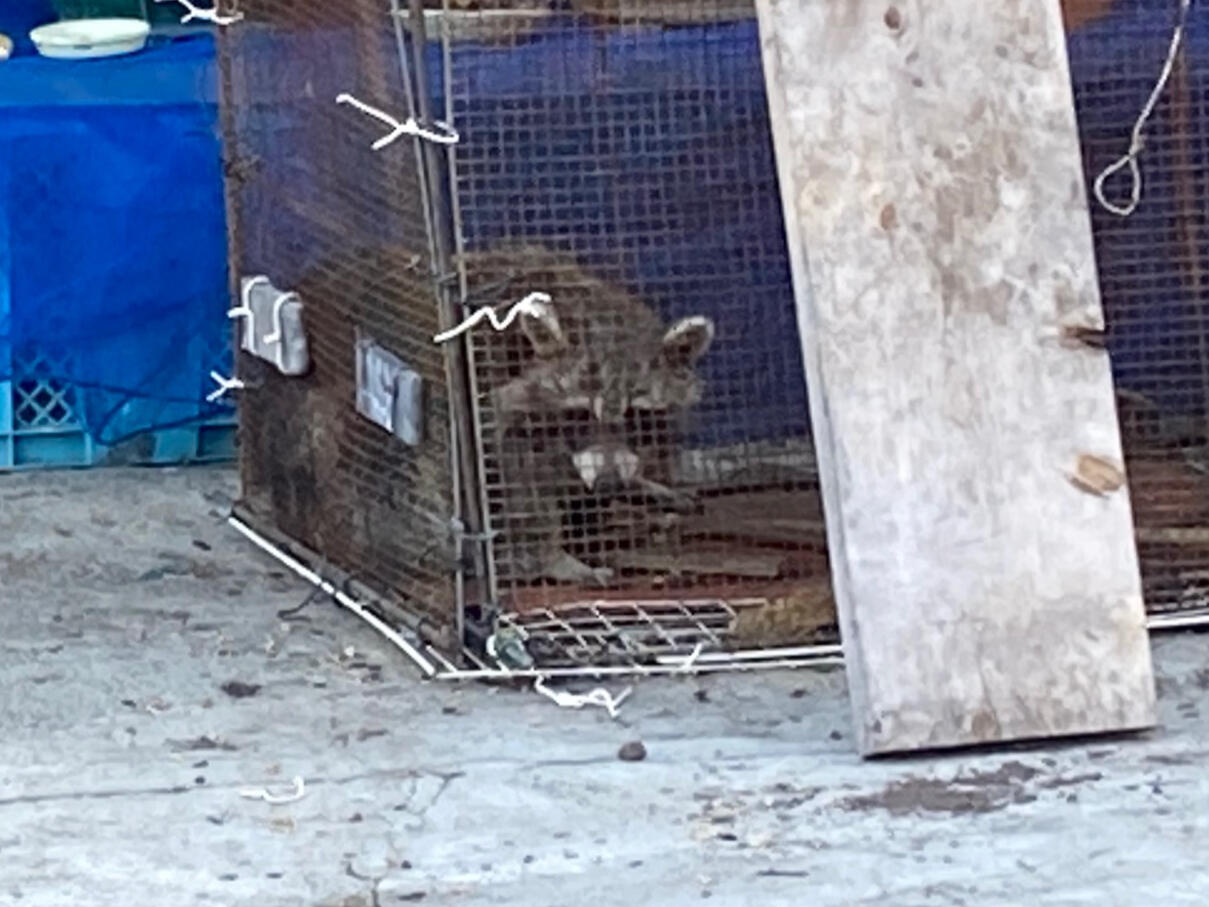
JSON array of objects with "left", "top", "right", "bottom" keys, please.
[{"left": 460, "top": 244, "right": 715, "bottom": 586}]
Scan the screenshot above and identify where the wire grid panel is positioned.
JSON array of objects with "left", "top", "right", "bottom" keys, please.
[
  {"left": 435, "top": 0, "right": 835, "bottom": 650},
  {"left": 497, "top": 598, "right": 751, "bottom": 668},
  {"left": 218, "top": 1, "right": 463, "bottom": 646},
  {"left": 1064, "top": 0, "right": 1209, "bottom": 614},
  {"left": 494, "top": 592, "right": 844, "bottom": 670},
  {"left": 435, "top": 0, "right": 1209, "bottom": 647}
]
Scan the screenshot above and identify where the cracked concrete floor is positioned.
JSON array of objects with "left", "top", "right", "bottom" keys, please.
[{"left": 2, "top": 466, "right": 1209, "bottom": 906}]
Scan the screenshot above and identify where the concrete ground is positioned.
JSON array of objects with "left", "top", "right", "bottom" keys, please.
[{"left": 1, "top": 467, "right": 1208, "bottom": 906}]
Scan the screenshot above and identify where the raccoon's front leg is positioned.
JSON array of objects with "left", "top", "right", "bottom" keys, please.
[
  {"left": 499, "top": 429, "right": 613, "bottom": 587},
  {"left": 540, "top": 548, "right": 614, "bottom": 587},
  {"left": 512, "top": 536, "right": 613, "bottom": 587},
  {"left": 519, "top": 499, "right": 613, "bottom": 587},
  {"left": 571, "top": 442, "right": 698, "bottom": 514},
  {"left": 634, "top": 477, "right": 699, "bottom": 514},
  {"left": 534, "top": 490, "right": 613, "bottom": 587}
]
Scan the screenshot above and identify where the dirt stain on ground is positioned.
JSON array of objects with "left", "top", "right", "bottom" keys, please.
[{"left": 839, "top": 760, "right": 1049, "bottom": 816}]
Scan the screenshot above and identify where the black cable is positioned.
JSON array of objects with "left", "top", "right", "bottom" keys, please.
[{"left": 275, "top": 585, "right": 324, "bottom": 621}]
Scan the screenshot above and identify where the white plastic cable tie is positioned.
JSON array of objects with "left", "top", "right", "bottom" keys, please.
[
  {"left": 676, "top": 642, "right": 706, "bottom": 674},
  {"left": 262, "top": 290, "right": 299, "bottom": 372},
  {"left": 229, "top": 275, "right": 268, "bottom": 335},
  {"left": 533, "top": 677, "right": 633, "bottom": 719},
  {"left": 433, "top": 292, "right": 553, "bottom": 344},
  {"left": 336, "top": 93, "right": 460, "bottom": 150},
  {"left": 239, "top": 775, "right": 306, "bottom": 805},
  {"left": 207, "top": 371, "right": 245, "bottom": 403},
  {"left": 158, "top": 0, "right": 244, "bottom": 26},
  {"left": 1093, "top": 0, "right": 1191, "bottom": 218}
]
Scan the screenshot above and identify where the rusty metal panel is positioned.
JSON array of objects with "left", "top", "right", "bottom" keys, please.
[{"left": 218, "top": 1, "right": 461, "bottom": 648}]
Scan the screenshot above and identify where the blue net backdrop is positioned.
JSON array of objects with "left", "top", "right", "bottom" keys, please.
[{"left": 0, "top": 25, "right": 230, "bottom": 454}]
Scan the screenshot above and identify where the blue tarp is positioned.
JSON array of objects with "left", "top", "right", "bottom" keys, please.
[
  {"left": 0, "top": 1, "right": 56, "bottom": 57},
  {"left": 0, "top": 32, "right": 229, "bottom": 445}
]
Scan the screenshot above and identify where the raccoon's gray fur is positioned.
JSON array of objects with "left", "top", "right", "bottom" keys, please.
[
  {"left": 460, "top": 244, "right": 715, "bottom": 586},
  {"left": 462, "top": 245, "right": 713, "bottom": 427}
]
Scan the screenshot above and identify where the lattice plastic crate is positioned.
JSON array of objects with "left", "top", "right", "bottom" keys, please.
[
  {"left": 0, "top": 23, "right": 232, "bottom": 472},
  {"left": 0, "top": 343, "right": 236, "bottom": 471}
]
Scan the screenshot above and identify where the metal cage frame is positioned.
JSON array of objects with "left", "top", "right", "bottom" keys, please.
[{"left": 218, "top": 0, "right": 1209, "bottom": 672}]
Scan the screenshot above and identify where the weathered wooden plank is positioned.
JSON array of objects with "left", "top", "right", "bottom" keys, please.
[{"left": 755, "top": 0, "right": 1156, "bottom": 754}]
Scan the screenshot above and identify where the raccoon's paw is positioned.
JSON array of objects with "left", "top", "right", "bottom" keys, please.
[
  {"left": 545, "top": 550, "right": 614, "bottom": 587},
  {"left": 638, "top": 478, "right": 700, "bottom": 514},
  {"left": 669, "top": 488, "right": 701, "bottom": 516},
  {"left": 587, "top": 565, "right": 615, "bottom": 587}
]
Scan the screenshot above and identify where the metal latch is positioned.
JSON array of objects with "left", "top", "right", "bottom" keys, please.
[
  {"left": 236, "top": 276, "right": 310, "bottom": 377},
  {"left": 355, "top": 331, "right": 424, "bottom": 446}
]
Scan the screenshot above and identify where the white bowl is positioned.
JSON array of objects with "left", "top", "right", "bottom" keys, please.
[{"left": 30, "top": 18, "right": 150, "bottom": 61}]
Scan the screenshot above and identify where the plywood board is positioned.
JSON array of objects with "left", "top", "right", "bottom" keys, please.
[{"left": 755, "top": 0, "right": 1156, "bottom": 754}]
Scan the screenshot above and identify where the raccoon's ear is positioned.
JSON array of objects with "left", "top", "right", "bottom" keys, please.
[
  {"left": 661, "top": 316, "right": 715, "bottom": 367},
  {"left": 519, "top": 297, "right": 566, "bottom": 357}
]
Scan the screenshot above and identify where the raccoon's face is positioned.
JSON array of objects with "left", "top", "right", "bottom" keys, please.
[
  {"left": 491, "top": 298, "right": 714, "bottom": 490},
  {"left": 496, "top": 298, "right": 715, "bottom": 425}
]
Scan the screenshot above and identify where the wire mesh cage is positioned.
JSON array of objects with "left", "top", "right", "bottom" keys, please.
[
  {"left": 1064, "top": 0, "right": 1209, "bottom": 616},
  {"left": 438, "top": 0, "right": 832, "bottom": 664},
  {"left": 219, "top": 0, "right": 1209, "bottom": 668}
]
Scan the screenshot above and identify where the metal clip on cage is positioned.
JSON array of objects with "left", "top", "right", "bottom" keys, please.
[
  {"left": 234, "top": 276, "right": 312, "bottom": 377},
  {"left": 355, "top": 331, "right": 425, "bottom": 447}
]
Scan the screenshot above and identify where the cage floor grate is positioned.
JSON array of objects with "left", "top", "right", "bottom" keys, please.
[{"left": 496, "top": 597, "right": 781, "bottom": 668}]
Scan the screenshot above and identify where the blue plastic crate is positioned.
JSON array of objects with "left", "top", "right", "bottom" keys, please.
[
  {"left": 0, "top": 345, "right": 236, "bottom": 471},
  {"left": 0, "top": 33, "right": 236, "bottom": 472}
]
